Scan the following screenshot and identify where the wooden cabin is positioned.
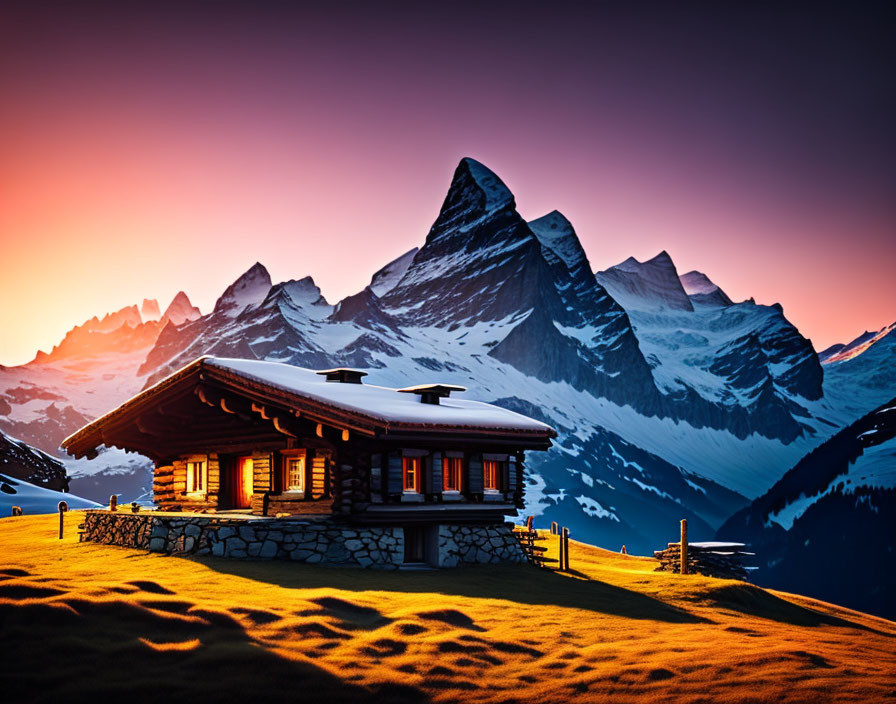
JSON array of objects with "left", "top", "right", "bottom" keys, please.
[{"left": 63, "top": 357, "right": 555, "bottom": 565}]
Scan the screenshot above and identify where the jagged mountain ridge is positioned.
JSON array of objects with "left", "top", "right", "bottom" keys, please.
[
  {"left": 119, "top": 156, "right": 877, "bottom": 550},
  {"left": 0, "top": 291, "right": 202, "bottom": 504},
  {"left": 1, "top": 156, "right": 891, "bottom": 555}
]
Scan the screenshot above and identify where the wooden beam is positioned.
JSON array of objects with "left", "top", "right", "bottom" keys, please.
[
  {"left": 251, "top": 402, "right": 271, "bottom": 420},
  {"left": 272, "top": 416, "right": 296, "bottom": 437}
]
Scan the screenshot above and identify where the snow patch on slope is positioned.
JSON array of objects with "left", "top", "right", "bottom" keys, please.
[{"left": 370, "top": 248, "right": 419, "bottom": 298}]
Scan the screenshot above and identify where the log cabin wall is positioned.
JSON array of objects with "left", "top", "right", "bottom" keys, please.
[
  {"left": 152, "top": 464, "right": 175, "bottom": 506},
  {"left": 207, "top": 453, "right": 220, "bottom": 505}
]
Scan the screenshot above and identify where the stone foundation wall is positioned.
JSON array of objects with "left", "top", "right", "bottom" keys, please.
[
  {"left": 438, "top": 523, "right": 527, "bottom": 567},
  {"left": 80, "top": 511, "right": 526, "bottom": 568}
]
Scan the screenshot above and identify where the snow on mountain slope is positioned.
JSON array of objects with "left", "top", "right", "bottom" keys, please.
[
  {"left": 64, "top": 447, "right": 154, "bottom": 504},
  {"left": 596, "top": 250, "right": 824, "bottom": 443},
  {"left": 679, "top": 270, "right": 734, "bottom": 307},
  {"left": 369, "top": 248, "right": 418, "bottom": 298},
  {"left": 528, "top": 210, "right": 589, "bottom": 276},
  {"left": 213, "top": 262, "right": 272, "bottom": 317},
  {"left": 0, "top": 473, "right": 99, "bottom": 517},
  {"left": 597, "top": 251, "right": 694, "bottom": 312},
  {"left": 718, "top": 398, "right": 896, "bottom": 618},
  {"left": 820, "top": 321, "right": 896, "bottom": 420},
  {"left": 0, "top": 428, "right": 69, "bottom": 491}
]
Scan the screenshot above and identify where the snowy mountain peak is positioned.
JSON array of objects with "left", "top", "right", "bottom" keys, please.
[
  {"left": 275, "top": 276, "right": 327, "bottom": 305},
  {"left": 162, "top": 291, "right": 201, "bottom": 326},
  {"left": 528, "top": 210, "right": 589, "bottom": 274},
  {"left": 460, "top": 157, "right": 514, "bottom": 211},
  {"left": 680, "top": 270, "right": 734, "bottom": 307},
  {"left": 265, "top": 277, "right": 333, "bottom": 323},
  {"left": 140, "top": 298, "right": 161, "bottom": 321},
  {"left": 596, "top": 251, "right": 694, "bottom": 312},
  {"left": 213, "top": 262, "right": 273, "bottom": 317},
  {"left": 369, "top": 247, "right": 418, "bottom": 298}
]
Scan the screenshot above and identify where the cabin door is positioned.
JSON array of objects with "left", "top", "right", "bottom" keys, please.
[{"left": 223, "top": 456, "right": 253, "bottom": 510}]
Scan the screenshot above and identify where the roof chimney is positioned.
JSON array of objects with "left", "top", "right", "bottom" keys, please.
[
  {"left": 397, "top": 383, "right": 466, "bottom": 405},
  {"left": 316, "top": 368, "right": 368, "bottom": 384}
]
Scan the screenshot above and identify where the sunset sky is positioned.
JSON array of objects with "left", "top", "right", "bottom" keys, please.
[{"left": 1, "top": 1, "right": 893, "bottom": 366}]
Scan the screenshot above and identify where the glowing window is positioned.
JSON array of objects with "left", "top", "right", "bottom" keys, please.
[
  {"left": 483, "top": 460, "right": 502, "bottom": 492},
  {"left": 286, "top": 456, "right": 305, "bottom": 493},
  {"left": 443, "top": 457, "right": 463, "bottom": 492},
  {"left": 403, "top": 456, "right": 422, "bottom": 493},
  {"left": 186, "top": 460, "right": 206, "bottom": 494}
]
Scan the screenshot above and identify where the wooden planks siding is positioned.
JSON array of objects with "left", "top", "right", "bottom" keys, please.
[
  {"left": 252, "top": 452, "right": 272, "bottom": 493},
  {"left": 310, "top": 451, "right": 329, "bottom": 499}
]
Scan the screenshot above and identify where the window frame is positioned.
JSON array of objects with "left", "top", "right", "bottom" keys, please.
[
  {"left": 402, "top": 456, "right": 422, "bottom": 494},
  {"left": 442, "top": 455, "right": 463, "bottom": 493},
  {"left": 185, "top": 456, "right": 207, "bottom": 496},
  {"left": 280, "top": 449, "right": 306, "bottom": 495},
  {"left": 483, "top": 458, "right": 503, "bottom": 493}
]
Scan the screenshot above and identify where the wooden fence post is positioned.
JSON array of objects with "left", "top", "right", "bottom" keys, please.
[
  {"left": 550, "top": 521, "right": 558, "bottom": 535},
  {"left": 58, "top": 501, "right": 69, "bottom": 539},
  {"left": 680, "top": 519, "right": 688, "bottom": 575},
  {"left": 557, "top": 528, "right": 565, "bottom": 571},
  {"left": 562, "top": 527, "right": 570, "bottom": 572},
  {"left": 110, "top": 495, "right": 117, "bottom": 512}
]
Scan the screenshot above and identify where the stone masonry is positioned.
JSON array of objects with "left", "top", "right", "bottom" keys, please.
[
  {"left": 80, "top": 510, "right": 527, "bottom": 568},
  {"left": 438, "top": 523, "right": 527, "bottom": 567}
]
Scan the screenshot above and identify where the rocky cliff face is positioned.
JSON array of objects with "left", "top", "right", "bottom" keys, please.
[{"left": 0, "top": 429, "right": 69, "bottom": 491}]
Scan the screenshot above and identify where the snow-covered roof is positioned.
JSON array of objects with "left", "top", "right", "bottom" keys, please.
[
  {"left": 205, "top": 358, "right": 553, "bottom": 434},
  {"left": 62, "top": 356, "right": 556, "bottom": 457}
]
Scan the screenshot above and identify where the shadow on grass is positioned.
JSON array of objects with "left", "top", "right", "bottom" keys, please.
[
  {"left": 704, "top": 584, "right": 895, "bottom": 636},
  {"left": 195, "top": 557, "right": 706, "bottom": 625},
  {"left": 0, "top": 592, "right": 428, "bottom": 704}
]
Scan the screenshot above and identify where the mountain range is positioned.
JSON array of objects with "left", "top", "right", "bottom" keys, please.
[{"left": 0, "top": 157, "right": 893, "bottom": 611}]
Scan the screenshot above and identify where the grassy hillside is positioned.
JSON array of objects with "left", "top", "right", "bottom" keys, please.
[{"left": 1, "top": 514, "right": 894, "bottom": 703}]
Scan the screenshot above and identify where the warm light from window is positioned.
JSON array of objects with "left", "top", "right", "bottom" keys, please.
[
  {"left": 186, "top": 460, "right": 206, "bottom": 493},
  {"left": 403, "top": 456, "right": 421, "bottom": 493},
  {"left": 286, "top": 457, "right": 304, "bottom": 493},
  {"left": 484, "top": 460, "right": 502, "bottom": 491},
  {"left": 443, "top": 456, "right": 462, "bottom": 491}
]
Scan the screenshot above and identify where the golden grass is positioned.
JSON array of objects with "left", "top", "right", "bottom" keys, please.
[{"left": 1, "top": 514, "right": 894, "bottom": 703}]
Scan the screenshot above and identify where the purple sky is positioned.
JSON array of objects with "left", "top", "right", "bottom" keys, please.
[{"left": 1, "top": 1, "right": 894, "bottom": 365}]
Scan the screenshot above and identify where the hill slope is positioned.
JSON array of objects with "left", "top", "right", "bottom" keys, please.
[
  {"left": 718, "top": 397, "right": 896, "bottom": 619},
  {"left": 1, "top": 514, "right": 894, "bottom": 703}
]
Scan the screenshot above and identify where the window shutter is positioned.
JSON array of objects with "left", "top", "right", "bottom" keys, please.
[
  {"left": 386, "top": 451, "right": 403, "bottom": 496},
  {"left": 370, "top": 454, "right": 383, "bottom": 503},
  {"left": 431, "top": 451, "right": 443, "bottom": 494},
  {"left": 422, "top": 453, "right": 432, "bottom": 494},
  {"left": 506, "top": 455, "right": 518, "bottom": 493},
  {"left": 468, "top": 454, "right": 484, "bottom": 494}
]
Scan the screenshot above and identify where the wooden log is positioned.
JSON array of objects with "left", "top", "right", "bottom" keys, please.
[{"left": 680, "top": 519, "right": 688, "bottom": 576}]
